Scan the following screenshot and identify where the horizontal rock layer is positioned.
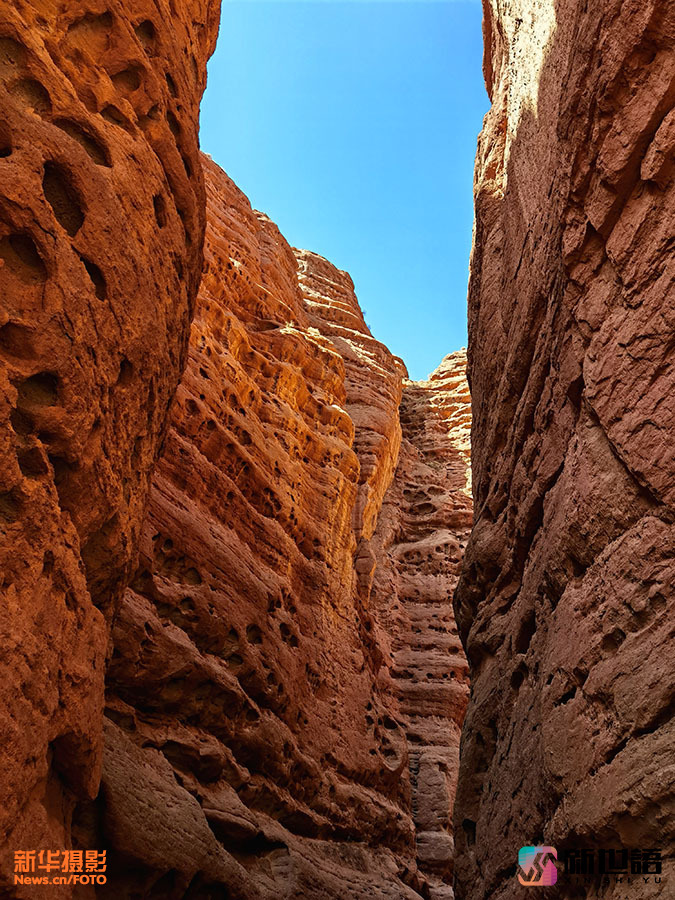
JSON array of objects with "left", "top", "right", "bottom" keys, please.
[
  {"left": 0, "top": 1, "right": 220, "bottom": 895},
  {"left": 454, "top": 1, "right": 675, "bottom": 898},
  {"left": 97, "top": 156, "right": 472, "bottom": 899}
]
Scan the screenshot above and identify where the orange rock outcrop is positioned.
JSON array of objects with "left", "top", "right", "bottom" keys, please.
[
  {"left": 99, "top": 157, "right": 472, "bottom": 898},
  {"left": 0, "top": 0, "right": 220, "bottom": 893},
  {"left": 454, "top": 1, "right": 675, "bottom": 897}
]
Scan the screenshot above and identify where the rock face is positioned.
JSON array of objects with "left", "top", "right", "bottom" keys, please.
[
  {"left": 454, "top": 1, "right": 675, "bottom": 898},
  {"left": 99, "top": 156, "right": 472, "bottom": 898},
  {"left": 371, "top": 352, "right": 472, "bottom": 898},
  {"left": 0, "top": 0, "right": 220, "bottom": 892}
]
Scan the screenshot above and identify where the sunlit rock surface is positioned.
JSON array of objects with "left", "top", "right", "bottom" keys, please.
[
  {"left": 454, "top": 1, "right": 675, "bottom": 897},
  {"left": 0, "top": 1, "right": 220, "bottom": 892},
  {"left": 100, "top": 157, "right": 472, "bottom": 898}
]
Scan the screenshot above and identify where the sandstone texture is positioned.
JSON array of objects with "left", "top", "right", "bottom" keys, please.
[
  {"left": 371, "top": 351, "right": 472, "bottom": 898},
  {"left": 95, "top": 156, "right": 472, "bottom": 899},
  {"left": 0, "top": 0, "right": 220, "bottom": 894},
  {"left": 454, "top": 1, "right": 675, "bottom": 898}
]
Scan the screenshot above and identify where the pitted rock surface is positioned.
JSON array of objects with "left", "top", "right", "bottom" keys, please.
[
  {"left": 454, "top": 1, "right": 675, "bottom": 898},
  {"left": 101, "top": 157, "right": 473, "bottom": 898},
  {"left": 0, "top": 1, "right": 220, "bottom": 894}
]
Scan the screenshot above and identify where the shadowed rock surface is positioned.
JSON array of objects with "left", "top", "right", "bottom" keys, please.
[
  {"left": 0, "top": 0, "right": 220, "bottom": 894},
  {"left": 98, "top": 157, "right": 472, "bottom": 898},
  {"left": 454, "top": 1, "right": 675, "bottom": 897}
]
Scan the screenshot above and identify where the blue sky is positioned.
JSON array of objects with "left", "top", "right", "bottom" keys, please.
[{"left": 201, "top": 0, "right": 488, "bottom": 380}]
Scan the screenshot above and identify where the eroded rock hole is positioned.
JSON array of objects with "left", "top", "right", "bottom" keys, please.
[
  {"left": 49, "top": 456, "right": 77, "bottom": 514},
  {"left": 18, "top": 447, "right": 48, "bottom": 478},
  {"left": 79, "top": 255, "right": 106, "bottom": 299},
  {"left": 153, "top": 194, "right": 167, "bottom": 227},
  {"left": 53, "top": 119, "right": 111, "bottom": 167},
  {"left": 143, "top": 104, "right": 161, "bottom": 126},
  {"left": 134, "top": 20, "right": 157, "bottom": 51},
  {"left": 117, "top": 357, "right": 133, "bottom": 386},
  {"left": 165, "top": 72, "right": 178, "bottom": 97},
  {"left": 601, "top": 627, "right": 626, "bottom": 655},
  {"left": 0, "top": 233, "right": 47, "bottom": 283},
  {"left": 42, "top": 550, "right": 54, "bottom": 575},
  {"left": 111, "top": 65, "right": 142, "bottom": 95},
  {"left": 17, "top": 372, "right": 59, "bottom": 408},
  {"left": 8, "top": 78, "right": 51, "bottom": 115},
  {"left": 0, "top": 488, "right": 22, "bottom": 524},
  {"left": 101, "top": 105, "right": 133, "bottom": 131},
  {"left": 556, "top": 686, "right": 577, "bottom": 706},
  {"left": 185, "top": 567, "right": 202, "bottom": 585},
  {"left": 10, "top": 408, "right": 31, "bottom": 435},
  {"left": 167, "top": 110, "right": 181, "bottom": 137},
  {"left": 567, "top": 374, "right": 584, "bottom": 411},
  {"left": 246, "top": 625, "right": 263, "bottom": 645},
  {"left": 510, "top": 664, "right": 528, "bottom": 690},
  {"left": 176, "top": 206, "right": 191, "bottom": 245},
  {"left": 65, "top": 12, "right": 113, "bottom": 56},
  {"left": 43, "top": 163, "right": 84, "bottom": 236},
  {"left": 514, "top": 609, "right": 536, "bottom": 654},
  {"left": 0, "top": 322, "right": 34, "bottom": 359},
  {"left": 462, "top": 819, "right": 476, "bottom": 846}
]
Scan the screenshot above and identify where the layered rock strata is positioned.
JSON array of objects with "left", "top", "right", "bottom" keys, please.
[
  {"left": 98, "top": 156, "right": 472, "bottom": 898},
  {"left": 454, "top": 1, "right": 675, "bottom": 898},
  {"left": 0, "top": 0, "right": 220, "bottom": 893}
]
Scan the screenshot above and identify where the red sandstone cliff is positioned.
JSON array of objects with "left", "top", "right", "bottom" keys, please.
[
  {"left": 96, "top": 157, "right": 472, "bottom": 899},
  {"left": 0, "top": 1, "right": 220, "bottom": 894},
  {"left": 454, "top": 1, "right": 675, "bottom": 897}
]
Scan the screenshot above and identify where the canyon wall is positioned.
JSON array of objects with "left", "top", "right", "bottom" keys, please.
[
  {"left": 96, "top": 156, "right": 472, "bottom": 899},
  {"left": 454, "top": 1, "right": 675, "bottom": 897},
  {"left": 0, "top": 0, "right": 220, "bottom": 893}
]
